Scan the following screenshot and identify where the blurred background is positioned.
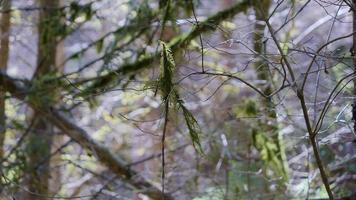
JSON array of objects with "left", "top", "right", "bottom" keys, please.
[{"left": 0, "top": 0, "right": 355, "bottom": 199}]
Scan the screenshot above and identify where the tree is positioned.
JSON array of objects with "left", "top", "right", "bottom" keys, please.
[
  {"left": 0, "top": 0, "right": 355, "bottom": 199},
  {"left": 24, "top": 0, "right": 61, "bottom": 198}
]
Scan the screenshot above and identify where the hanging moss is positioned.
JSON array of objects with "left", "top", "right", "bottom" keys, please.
[
  {"left": 78, "top": 0, "right": 250, "bottom": 96},
  {"left": 157, "top": 41, "right": 203, "bottom": 153},
  {"left": 179, "top": 102, "right": 203, "bottom": 153},
  {"left": 159, "top": 41, "right": 175, "bottom": 101}
]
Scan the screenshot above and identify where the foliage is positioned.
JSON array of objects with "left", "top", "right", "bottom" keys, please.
[
  {"left": 26, "top": 73, "right": 64, "bottom": 108},
  {"left": 159, "top": 41, "right": 175, "bottom": 101},
  {"left": 252, "top": 129, "right": 286, "bottom": 179},
  {"left": 1, "top": 0, "right": 355, "bottom": 199},
  {"left": 158, "top": 41, "right": 203, "bottom": 153},
  {"left": 68, "top": 2, "right": 94, "bottom": 22}
]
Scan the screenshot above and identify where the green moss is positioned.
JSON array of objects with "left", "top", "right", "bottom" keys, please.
[{"left": 27, "top": 73, "right": 63, "bottom": 108}]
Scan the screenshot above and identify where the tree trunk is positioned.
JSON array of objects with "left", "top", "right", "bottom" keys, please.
[
  {"left": 25, "top": 0, "right": 60, "bottom": 198},
  {"left": 352, "top": 1, "right": 356, "bottom": 135},
  {"left": 252, "top": 0, "right": 287, "bottom": 181},
  {"left": 0, "top": 0, "right": 11, "bottom": 161},
  {"left": 49, "top": 30, "right": 65, "bottom": 195}
]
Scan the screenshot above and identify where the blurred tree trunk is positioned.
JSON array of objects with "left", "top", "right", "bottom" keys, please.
[
  {"left": 48, "top": 1, "right": 65, "bottom": 194},
  {"left": 49, "top": 29, "right": 65, "bottom": 196},
  {"left": 252, "top": 0, "right": 287, "bottom": 182},
  {"left": 253, "top": 1, "right": 273, "bottom": 111},
  {"left": 352, "top": 0, "right": 356, "bottom": 134},
  {"left": 25, "top": 0, "right": 60, "bottom": 198},
  {"left": 0, "top": 0, "right": 11, "bottom": 161}
]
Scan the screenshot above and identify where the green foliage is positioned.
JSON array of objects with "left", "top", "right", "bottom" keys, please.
[
  {"left": 233, "top": 99, "right": 287, "bottom": 183},
  {"left": 69, "top": 2, "right": 94, "bottom": 22},
  {"left": 157, "top": 41, "right": 202, "bottom": 153},
  {"left": 244, "top": 100, "right": 258, "bottom": 116},
  {"left": 41, "top": 2, "right": 94, "bottom": 45},
  {"left": 63, "top": 0, "right": 152, "bottom": 59},
  {"left": 252, "top": 129, "right": 286, "bottom": 179},
  {"left": 39, "top": 9, "right": 64, "bottom": 45},
  {"left": 159, "top": 41, "right": 175, "bottom": 101},
  {"left": 233, "top": 99, "right": 258, "bottom": 118},
  {"left": 79, "top": 0, "right": 250, "bottom": 97},
  {"left": 179, "top": 102, "right": 203, "bottom": 153},
  {"left": 27, "top": 73, "right": 63, "bottom": 108},
  {"left": 1, "top": 149, "right": 26, "bottom": 187}
]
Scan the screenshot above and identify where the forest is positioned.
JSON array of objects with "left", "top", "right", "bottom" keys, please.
[{"left": 0, "top": 0, "right": 355, "bottom": 199}]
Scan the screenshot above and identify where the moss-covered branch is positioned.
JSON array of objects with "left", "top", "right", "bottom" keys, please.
[
  {"left": 0, "top": 73, "right": 173, "bottom": 200},
  {"left": 79, "top": 0, "right": 250, "bottom": 95}
]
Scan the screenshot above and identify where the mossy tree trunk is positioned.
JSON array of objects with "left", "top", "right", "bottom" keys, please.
[
  {"left": 49, "top": 37, "right": 65, "bottom": 196},
  {"left": 251, "top": 0, "right": 288, "bottom": 185},
  {"left": 25, "top": 0, "right": 61, "bottom": 198}
]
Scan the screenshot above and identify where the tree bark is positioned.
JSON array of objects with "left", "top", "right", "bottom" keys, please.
[
  {"left": 49, "top": 40, "right": 65, "bottom": 196},
  {"left": 25, "top": 0, "right": 60, "bottom": 198},
  {"left": 0, "top": 0, "right": 11, "bottom": 162}
]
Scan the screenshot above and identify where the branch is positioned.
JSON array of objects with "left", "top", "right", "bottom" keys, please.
[
  {"left": 80, "top": 0, "right": 250, "bottom": 95},
  {"left": 267, "top": 20, "right": 334, "bottom": 199},
  {"left": 0, "top": 73, "right": 173, "bottom": 200},
  {"left": 0, "top": 1, "right": 252, "bottom": 198}
]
